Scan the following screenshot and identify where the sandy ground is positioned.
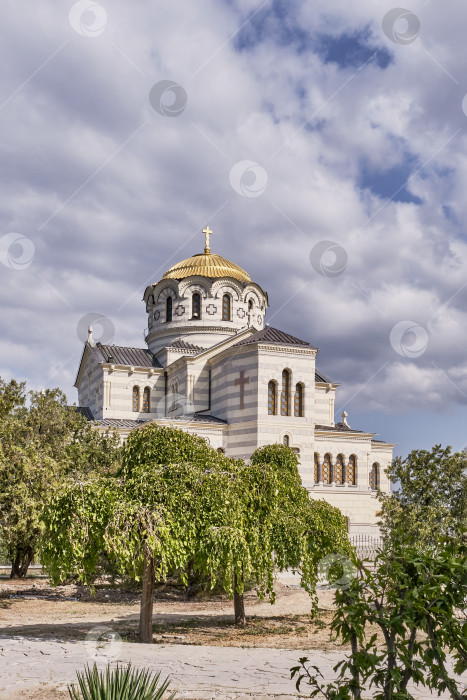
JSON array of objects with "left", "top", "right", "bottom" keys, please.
[{"left": 0, "top": 574, "right": 340, "bottom": 651}]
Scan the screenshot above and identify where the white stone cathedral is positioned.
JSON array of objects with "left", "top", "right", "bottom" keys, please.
[{"left": 76, "top": 227, "right": 393, "bottom": 534}]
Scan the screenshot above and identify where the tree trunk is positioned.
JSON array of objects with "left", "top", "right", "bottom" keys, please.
[
  {"left": 139, "top": 552, "right": 155, "bottom": 643},
  {"left": 233, "top": 570, "right": 246, "bottom": 626},
  {"left": 10, "top": 550, "right": 33, "bottom": 579}
]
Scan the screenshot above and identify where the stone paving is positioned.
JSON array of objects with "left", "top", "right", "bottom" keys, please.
[{"left": 0, "top": 636, "right": 466, "bottom": 700}]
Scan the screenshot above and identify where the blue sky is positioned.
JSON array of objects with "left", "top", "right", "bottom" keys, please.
[{"left": 1, "top": 0, "right": 467, "bottom": 458}]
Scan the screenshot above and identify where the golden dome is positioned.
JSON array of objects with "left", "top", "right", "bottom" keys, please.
[{"left": 162, "top": 252, "right": 251, "bottom": 283}]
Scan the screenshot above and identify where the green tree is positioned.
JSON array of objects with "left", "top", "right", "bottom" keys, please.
[
  {"left": 41, "top": 426, "right": 351, "bottom": 642},
  {"left": 379, "top": 444, "right": 467, "bottom": 548},
  {"left": 292, "top": 535, "right": 467, "bottom": 700},
  {"left": 0, "top": 379, "right": 120, "bottom": 578}
]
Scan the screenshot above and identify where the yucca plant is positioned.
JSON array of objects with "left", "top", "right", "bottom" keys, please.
[{"left": 68, "top": 662, "right": 175, "bottom": 700}]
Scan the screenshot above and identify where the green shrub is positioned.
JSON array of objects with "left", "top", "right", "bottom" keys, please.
[{"left": 68, "top": 663, "right": 175, "bottom": 700}]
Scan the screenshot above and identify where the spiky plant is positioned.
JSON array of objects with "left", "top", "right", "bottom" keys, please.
[{"left": 68, "top": 663, "right": 175, "bottom": 700}]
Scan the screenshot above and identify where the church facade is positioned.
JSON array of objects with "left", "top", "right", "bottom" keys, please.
[{"left": 75, "top": 228, "right": 394, "bottom": 534}]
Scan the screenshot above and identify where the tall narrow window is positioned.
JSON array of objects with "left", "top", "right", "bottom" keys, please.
[
  {"left": 248, "top": 299, "right": 254, "bottom": 312},
  {"left": 222, "top": 294, "right": 231, "bottom": 321},
  {"left": 335, "top": 454, "right": 344, "bottom": 485},
  {"left": 268, "top": 380, "right": 277, "bottom": 415},
  {"left": 280, "top": 369, "right": 290, "bottom": 416},
  {"left": 283, "top": 435, "right": 290, "bottom": 446},
  {"left": 322, "top": 453, "right": 331, "bottom": 484},
  {"left": 192, "top": 292, "right": 201, "bottom": 319},
  {"left": 166, "top": 296, "right": 173, "bottom": 322},
  {"left": 347, "top": 455, "right": 356, "bottom": 485},
  {"left": 370, "top": 463, "right": 379, "bottom": 490},
  {"left": 142, "top": 387, "right": 150, "bottom": 413},
  {"left": 294, "top": 383, "right": 304, "bottom": 417},
  {"left": 314, "top": 453, "right": 320, "bottom": 484},
  {"left": 132, "top": 385, "right": 140, "bottom": 412}
]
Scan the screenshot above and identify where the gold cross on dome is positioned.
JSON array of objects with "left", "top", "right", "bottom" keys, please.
[{"left": 203, "top": 226, "right": 213, "bottom": 253}]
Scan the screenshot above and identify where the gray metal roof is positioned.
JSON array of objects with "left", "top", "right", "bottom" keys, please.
[
  {"left": 315, "top": 369, "right": 332, "bottom": 383},
  {"left": 167, "top": 340, "right": 204, "bottom": 351},
  {"left": 91, "top": 344, "right": 162, "bottom": 368},
  {"left": 93, "top": 413, "right": 227, "bottom": 429},
  {"left": 234, "top": 326, "right": 315, "bottom": 348}
]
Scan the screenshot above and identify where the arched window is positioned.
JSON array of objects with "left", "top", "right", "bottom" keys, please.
[
  {"left": 283, "top": 435, "right": 290, "bottom": 447},
  {"left": 280, "top": 369, "right": 290, "bottom": 416},
  {"left": 268, "top": 380, "right": 277, "bottom": 415},
  {"left": 166, "top": 296, "right": 173, "bottom": 322},
  {"left": 217, "top": 447, "right": 225, "bottom": 454},
  {"left": 294, "top": 383, "right": 304, "bottom": 417},
  {"left": 142, "top": 387, "right": 150, "bottom": 413},
  {"left": 314, "top": 453, "right": 320, "bottom": 484},
  {"left": 248, "top": 299, "right": 254, "bottom": 312},
  {"left": 335, "top": 454, "right": 344, "bottom": 485},
  {"left": 322, "top": 453, "right": 331, "bottom": 484},
  {"left": 370, "top": 463, "right": 380, "bottom": 490},
  {"left": 192, "top": 292, "right": 201, "bottom": 319},
  {"left": 222, "top": 294, "right": 231, "bottom": 321},
  {"left": 347, "top": 455, "right": 357, "bottom": 485},
  {"left": 132, "top": 385, "right": 140, "bottom": 412}
]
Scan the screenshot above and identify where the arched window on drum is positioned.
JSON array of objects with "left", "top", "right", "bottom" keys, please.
[{"left": 166, "top": 296, "right": 173, "bottom": 322}]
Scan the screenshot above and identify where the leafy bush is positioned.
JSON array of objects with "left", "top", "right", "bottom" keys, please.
[
  {"left": 291, "top": 534, "right": 467, "bottom": 699},
  {"left": 68, "top": 662, "right": 174, "bottom": 700}
]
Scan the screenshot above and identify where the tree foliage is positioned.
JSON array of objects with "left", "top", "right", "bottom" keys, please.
[
  {"left": 379, "top": 444, "right": 467, "bottom": 548},
  {"left": 0, "top": 378, "right": 120, "bottom": 577},
  {"left": 41, "top": 425, "right": 351, "bottom": 639},
  {"left": 292, "top": 535, "right": 467, "bottom": 700}
]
